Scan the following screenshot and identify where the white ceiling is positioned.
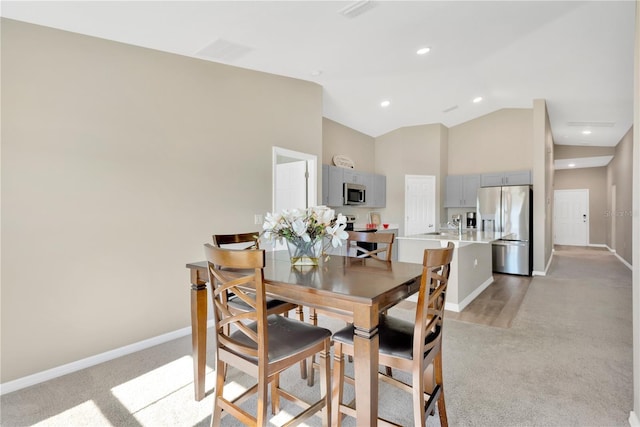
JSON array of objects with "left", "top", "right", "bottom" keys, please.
[{"left": 1, "top": 1, "right": 635, "bottom": 149}]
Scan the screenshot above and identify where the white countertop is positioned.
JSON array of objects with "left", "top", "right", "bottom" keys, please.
[{"left": 397, "top": 230, "right": 508, "bottom": 244}]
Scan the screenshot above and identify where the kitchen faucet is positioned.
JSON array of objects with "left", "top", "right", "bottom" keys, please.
[{"left": 449, "top": 215, "right": 463, "bottom": 236}]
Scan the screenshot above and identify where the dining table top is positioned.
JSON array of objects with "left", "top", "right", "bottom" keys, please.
[{"left": 187, "top": 250, "right": 424, "bottom": 310}]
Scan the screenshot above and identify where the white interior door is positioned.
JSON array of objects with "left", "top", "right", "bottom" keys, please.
[
  {"left": 405, "top": 175, "right": 436, "bottom": 236},
  {"left": 275, "top": 161, "right": 307, "bottom": 212},
  {"left": 554, "top": 189, "right": 589, "bottom": 246}
]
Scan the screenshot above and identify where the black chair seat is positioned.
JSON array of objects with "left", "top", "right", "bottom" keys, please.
[
  {"left": 333, "top": 314, "right": 440, "bottom": 361},
  {"left": 227, "top": 294, "right": 292, "bottom": 312},
  {"left": 230, "top": 314, "right": 332, "bottom": 363}
]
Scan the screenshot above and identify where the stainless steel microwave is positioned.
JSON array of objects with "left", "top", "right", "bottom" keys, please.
[{"left": 344, "top": 182, "right": 366, "bottom": 205}]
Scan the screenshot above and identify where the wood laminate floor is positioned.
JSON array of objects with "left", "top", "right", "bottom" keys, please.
[
  {"left": 396, "top": 272, "right": 532, "bottom": 328},
  {"left": 444, "top": 273, "right": 532, "bottom": 328}
]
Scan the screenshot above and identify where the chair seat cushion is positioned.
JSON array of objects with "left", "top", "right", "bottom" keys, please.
[
  {"left": 229, "top": 315, "right": 331, "bottom": 363},
  {"left": 227, "top": 295, "right": 292, "bottom": 312},
  {"left": 333, "top": 314, "right": 439, "bottom": 360}
]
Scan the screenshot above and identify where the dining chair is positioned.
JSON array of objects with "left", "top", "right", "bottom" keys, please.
[
  {"left": 307, "top": 230, "right": 395, "bottom": 386},
  {"left": 204, "top": 244, "right": 332, "bottom": 426},
  {"left": 345, "top": 230, "right": 395, "bottom": 261},
  {"left": 212, "top": 232, "right": 308, "bottom": 380},
  {"left": 331, "top": 242, "right": 454, "bottom": 427}
]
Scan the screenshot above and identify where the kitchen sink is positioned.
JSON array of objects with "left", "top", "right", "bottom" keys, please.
[{"left": 421, "top": 231, "right": 453, "bottom": 236}]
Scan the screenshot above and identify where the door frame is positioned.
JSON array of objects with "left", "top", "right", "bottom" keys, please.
[{"left": 272, "top": 147, "right": 317, "bottom": 211}]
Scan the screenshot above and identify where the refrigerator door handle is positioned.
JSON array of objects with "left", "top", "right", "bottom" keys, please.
[{"left": 493, "top": 240, "right": 527, "bottom": 247}]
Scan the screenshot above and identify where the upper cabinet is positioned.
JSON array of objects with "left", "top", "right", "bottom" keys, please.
[
  {"left": 367, "top": 174, "right": 386, "bottom": 208},
  {"left": 444, "top": 174, "right": 480, "bottom": 208},
  {"left": 323, "top": 165, "right": 386, "bottom": 208},
  {"left": 326, "top": 165, "right": 344, "bottom": 207},
  {"left": 480, "top": 170, "right": 531, "bottom": 187},
  {"left": 321, "top": 164, "right": 329, "bottom": 205}
]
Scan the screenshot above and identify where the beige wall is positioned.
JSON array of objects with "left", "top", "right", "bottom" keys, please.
[
  {"left": 555, "top": 144, "right": 615, "bottom": 159},
  {"left": 1, "top": 19, "right": 323, "bottom": 382},
  {"left": 554, "top": 167, "right": 608, "bottom": 244},
  {"left": 322, "top": 118, "right": 374, "bottom": 172},
  {"left": 374, "top": 124, "right": 448, "bottom": 235},
  {"left": 531, "top": 99, "right": 554, "bottom": 274},
  {"left": 447, "top": 108, "right": 534, "bottom": 174},
  {"left": 607, "top": 127, "right": 634, "bottom": 264}
]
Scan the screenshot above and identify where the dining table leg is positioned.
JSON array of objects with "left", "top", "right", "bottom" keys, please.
[
  {"left": 352, "top": 305, "right": 380, "bottom": 425},
  {"left": 190, "top": 268, "right": 208, "bottom": 401}
]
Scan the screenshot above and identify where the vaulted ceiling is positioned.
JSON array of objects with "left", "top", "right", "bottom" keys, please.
[{"left": 2, "top": 1, "right": 635, "bottom": 150}]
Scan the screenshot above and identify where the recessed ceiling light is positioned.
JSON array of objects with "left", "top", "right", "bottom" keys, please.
[
  {"left": 582, "top": 130, "right": 592, "bottom": 135},
  {"left": 380, "top": 100, "right": 390, "bottom": 108},
  {"left": 310, "top": 70, "right": 322, "bottom": 76},
  {"left": 472, "top": 96, "right": 483, "bottom": 103},
  {"left": 416, "top": 47, "right": 431, "bottom": 55},
  {"left": 568, "top": 163, "right": 576, "bottom": 168}
]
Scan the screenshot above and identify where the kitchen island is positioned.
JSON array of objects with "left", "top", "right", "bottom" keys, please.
[{"left": 397, "top": 230, "right": 506, "bottom": 312}]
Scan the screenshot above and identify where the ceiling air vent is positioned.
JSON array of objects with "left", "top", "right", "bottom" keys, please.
[
  {"left": 196, "top": 38, "right": 253, "bottom": 62},
  {"left": 442, "top": 105, "right": 459, "bottom": 113},
  {"left": 339, "top": 1, "right": 377, "bottom": 19}
]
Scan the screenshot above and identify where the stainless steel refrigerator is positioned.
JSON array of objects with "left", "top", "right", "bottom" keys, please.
[{"left": 477, "top": 185, "right": 533, "bottom": 276}]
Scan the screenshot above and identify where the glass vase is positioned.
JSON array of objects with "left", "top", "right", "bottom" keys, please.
[{"left": 286, "top": 238, "right": 323, "bottom": 266}]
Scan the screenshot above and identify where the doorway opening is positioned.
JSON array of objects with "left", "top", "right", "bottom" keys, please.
[{"left": 273, "top": 147, "right": 317, "bottom": 212}]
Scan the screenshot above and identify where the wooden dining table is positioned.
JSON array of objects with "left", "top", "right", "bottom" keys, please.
[{"left": 186, "top": 250, "right": 424, "bottom": 425}]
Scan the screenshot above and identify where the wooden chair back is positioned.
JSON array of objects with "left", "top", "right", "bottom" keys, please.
[
  {"left": 204, "top": 243, "right": 267, "bottom": 359},
  {"left": 414, "top": 242, "right": 454, "bottom": 358},
  {"left": 204, "top": 243, "right": 331, "bottom": 426},
  {"left": 346, "top": 230, "right": 394, "bottom": 261},
  {"left": 331, "top": 241, "right": 455, "bottom": 426},
  {"left": 212, "top": 232, "right": 260, "bottom": 250}
]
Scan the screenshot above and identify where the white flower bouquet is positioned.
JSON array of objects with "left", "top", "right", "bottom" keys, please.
[{"left": 261, "top": 206, "right": 348, "bottom": 264}]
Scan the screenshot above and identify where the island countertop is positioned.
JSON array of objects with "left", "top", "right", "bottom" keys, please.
[{"left": 397, "top": 230, "right": 509, "bottom": 245}]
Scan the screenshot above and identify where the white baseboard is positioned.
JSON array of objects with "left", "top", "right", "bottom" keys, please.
[
  {"left": 588, "top": 243, "right": 607, "bottom": 248},
  {"left": 615, "top": 253, "right": 633, "bottom": 270},
  {"left": 604, "top": 245, "right": 633, "bottom": 270},
  {"left": 0, "top": 319, "right": 216, "bottom": 396},
  {"left": 445, "top": 276, "right": 494, "bottom": 313},
  {"left": 533, "top": 250, "right": 554, "bottom": 276},
  {"left": 629, "top": 411, "right": 640, "bottom": 427}
]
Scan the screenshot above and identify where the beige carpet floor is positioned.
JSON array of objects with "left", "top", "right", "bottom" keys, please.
[{"left": 1, "top": 246, "right": 634, "bottom": 426}]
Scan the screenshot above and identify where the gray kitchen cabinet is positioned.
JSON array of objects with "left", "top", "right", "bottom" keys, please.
[
  {"left": 322, "top": 164, "right": 329, "bottom": 205},
  {"left": 481, "top": 170, "right": 531, "bottom": 187},
  {"left": 343, "top": 169, "right": 368, "bottom": 186},
  {"left": 444, "top": 174, "right": 480, "bottom": 207},
  {"left": 327, "top": 165, "right": 344, "bottom": 207},
  {"left": 323, "top": 165, "right": 386, "bottom": 207},
  {"left": 367, "top": 174, "right": 386, "bottom": 208}
]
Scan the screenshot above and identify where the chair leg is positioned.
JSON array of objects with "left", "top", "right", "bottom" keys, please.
[
  {"left": 307, "top": 308, "right": 319, "bottom": 386},
  {"left": 435, "top": 353, "right": 448, "bottom": 427},
  {"left": 331, "top": 342, "right": 345, "bottom": 427},
  {"left": 211, "top": 358, "right": 226, "bottom": 427},
  {"left": 257, "top": 371, "right": 269, "bottom": 426},
  {"left": 319, "top": 341, "right": 331, "bottom": 427},
  {"left": 297, "top": 305, "right": 308, "bottom": 380},
  {"left": 271, "top": 373, "right": 280, "bottom": 415},
  {"left": 413, "top": 360, "right": 426, "bottom": 427}
]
